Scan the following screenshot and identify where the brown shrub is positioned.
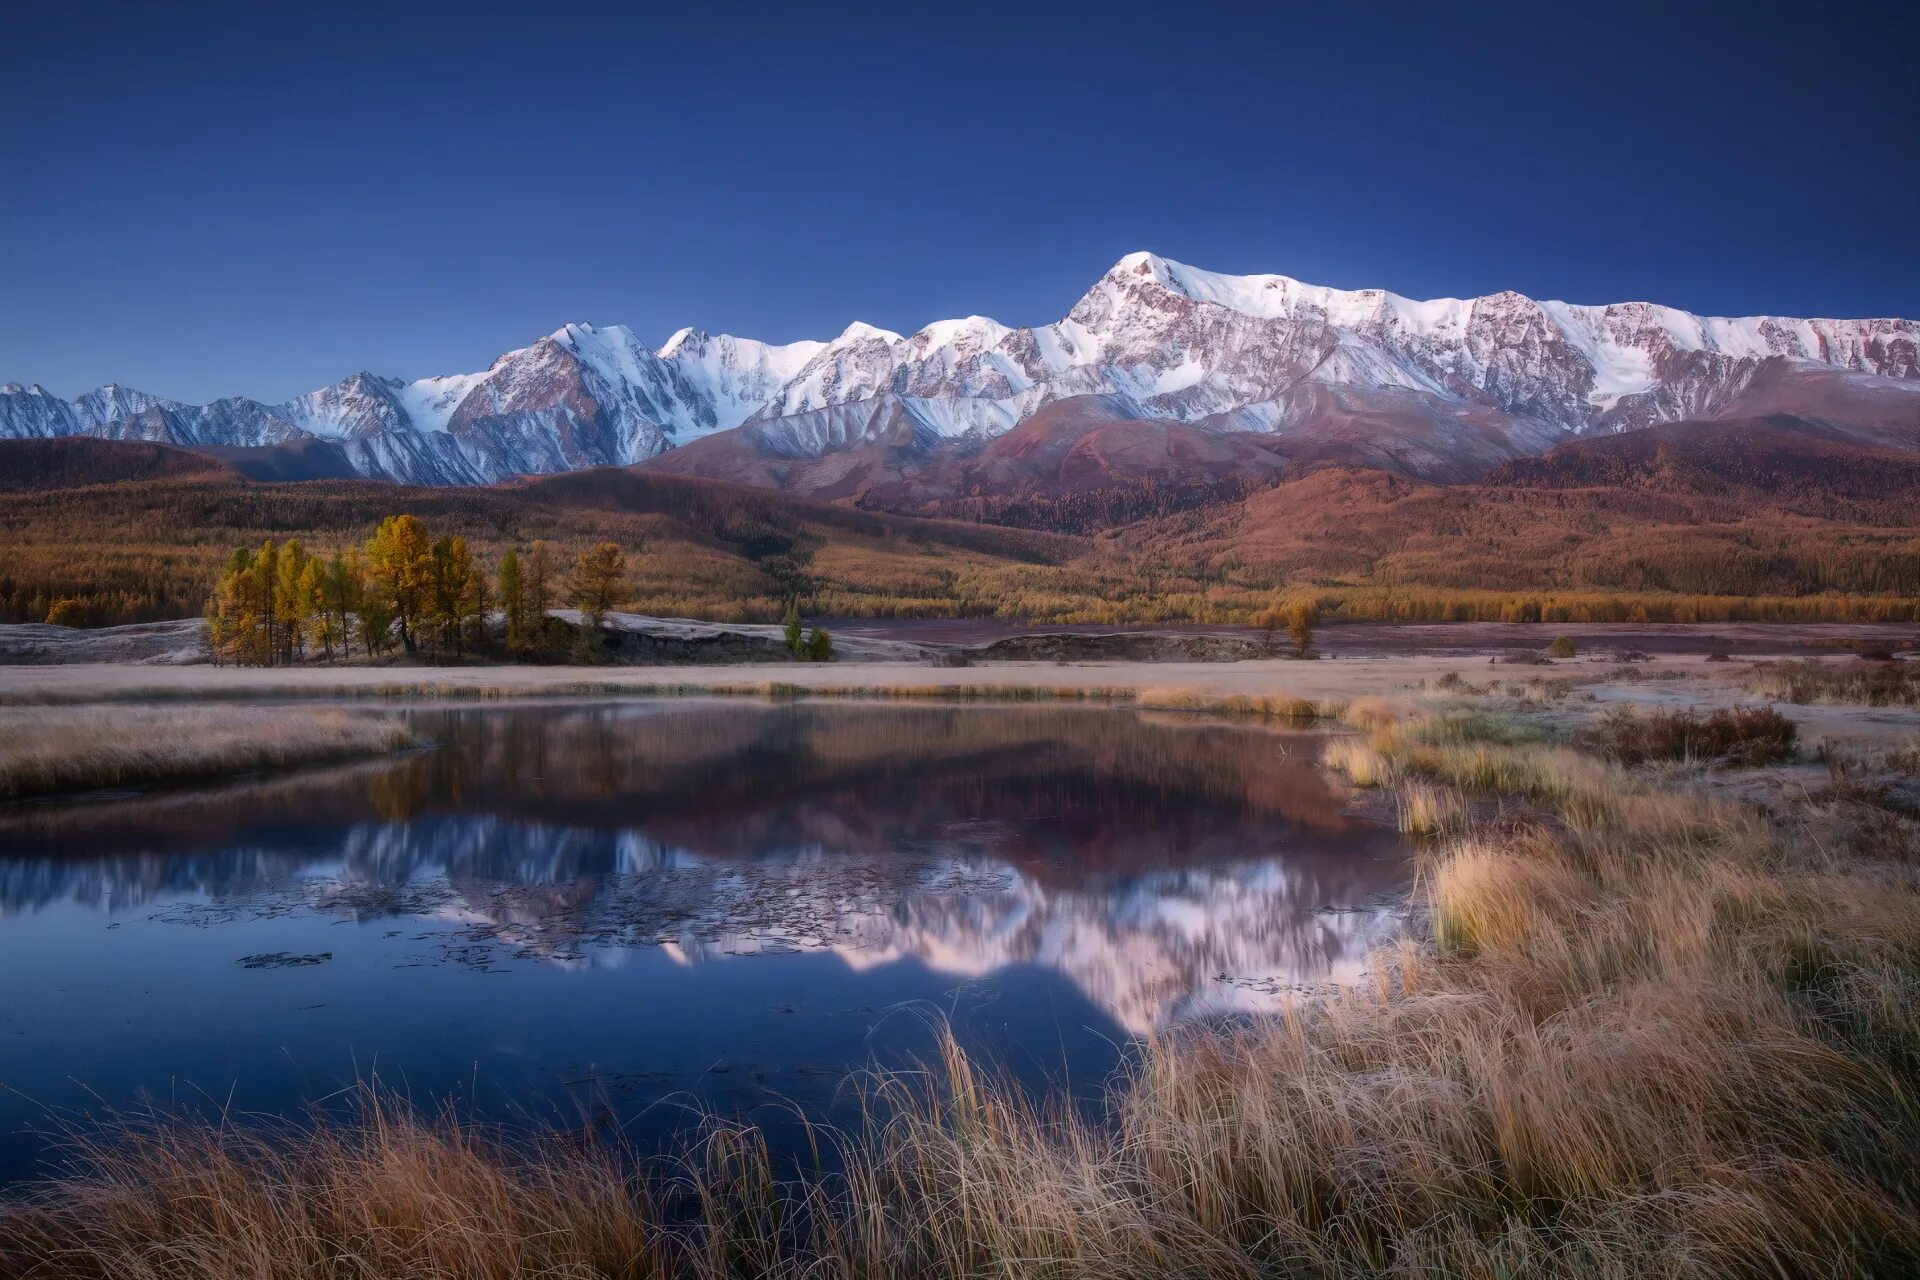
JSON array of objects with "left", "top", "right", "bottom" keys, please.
[
  {"left": 1747, "top": 658, "right": 1920, "bottom": 708},
  {"left": 1575, "top": 704, "right": 1798, "bottom": 767}
]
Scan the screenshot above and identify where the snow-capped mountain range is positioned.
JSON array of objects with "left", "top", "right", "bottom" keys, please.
[{"left": 5, "top": 252, "right": 1916, "bottom": 487}]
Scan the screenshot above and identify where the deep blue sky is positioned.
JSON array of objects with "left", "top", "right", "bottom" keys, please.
[{"left": 4, "top": 1, "right": 1915, "bottom": 404}]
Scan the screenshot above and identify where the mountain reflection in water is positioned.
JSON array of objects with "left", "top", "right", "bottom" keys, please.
[{"left": 0, "top": 701, "right": 1407, "bottom": 1181}]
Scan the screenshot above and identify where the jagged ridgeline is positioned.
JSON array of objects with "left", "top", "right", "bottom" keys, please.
[{"left": 3, "top": 253, "right": 1915, "bottom": 493}]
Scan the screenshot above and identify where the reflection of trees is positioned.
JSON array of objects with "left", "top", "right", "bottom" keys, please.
[
  {"left": 403, "top": 703, "right": 1384, "bottom": 875},
  {"left": 367, "top": 757, "right": 437, "bottom": 823}
]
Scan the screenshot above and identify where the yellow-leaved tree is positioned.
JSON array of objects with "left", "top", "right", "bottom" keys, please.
[{"left": 364, "top": 515, "right": 433, "bottom": 653}]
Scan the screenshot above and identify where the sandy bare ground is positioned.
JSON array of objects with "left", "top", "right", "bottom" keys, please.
[{"left": 7, "top": 617, "right": 1912, "bottom": 670}]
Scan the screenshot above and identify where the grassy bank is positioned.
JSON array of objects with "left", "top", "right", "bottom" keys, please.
[
  {"left": 0, "top": 706, "right": 418, "bottom": 798},
  {"left": 2, "top": 697, "right": 1917, "bottom": 1277},
  {"left": 0, "top": 678, "right": 1150, "bottom": 708}
]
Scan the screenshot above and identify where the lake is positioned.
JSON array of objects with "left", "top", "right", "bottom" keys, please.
[{"left": 0, "top": 700, "right": 1408, "bottom": 1184}]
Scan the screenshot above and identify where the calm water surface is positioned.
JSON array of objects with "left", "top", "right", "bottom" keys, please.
[{"left": 0, "top": 700, "right": 1407, "bottom": 1183}]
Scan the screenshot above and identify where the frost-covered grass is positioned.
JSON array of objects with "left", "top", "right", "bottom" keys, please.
[{"left": 0, "top": 706, "right": 416, "bottom": 798}]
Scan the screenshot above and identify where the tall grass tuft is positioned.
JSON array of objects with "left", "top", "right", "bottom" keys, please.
[
  {"left": 1396, "top": 781, "right": 1465, "bottom": 835},
  {"left": 1321, "top": 736, "right": 1395, "bottom": 786}
]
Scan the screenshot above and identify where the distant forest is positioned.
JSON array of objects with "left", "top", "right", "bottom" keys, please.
[{"left": 1, "top": 436, "right": 1917, "bottom": 630}]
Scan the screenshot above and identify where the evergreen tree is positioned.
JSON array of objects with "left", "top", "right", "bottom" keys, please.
[
  {"left": 324, "top": 549, "right": 365, "bottom": 661},
  {"left": 274, "top": 539, "right": 311, "bottom": 664},
  {"left": 468, "top": 555, "right": 491, "bottom": 651},
  {"left": 427, "top": 535, "right": 479, "bottom": 654},
  {"left": 1285, "top": 601, "right": 1318, "bottom": 656},
  {"left": 365, "top": 515, "right": 432, "bottom": 652},
  {"left": 206, "top": 546, "right": 253, "bottom": 665},
  {"left": 783, "top": 599, "right": 803, "bottom": 655},
  {"left": 252, "top": 539, "right": 280, "bottom": 664},
  {"left": 298, "top": 558, "right": 332, "bottom": 659},
  {"left": 498, "top": 549, "right": 526, "bottom": 653},
  {"left": 806, "top": 627, "right": 833, "bottom": 662},
  {"left": 568, "top": 542, "right": 627, "bottom": 633},
  {"left": 358, "top": 589, "right": 395, "bottom": 658},
  {"left": 525, "top": 541, "right": 557, "bottom": 653}
]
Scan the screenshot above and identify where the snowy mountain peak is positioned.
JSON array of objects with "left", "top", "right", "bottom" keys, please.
[
  {"left": 833, "top": 320, "right": 904, "bottom": 346},
  {"left": 912, "top": 315, "right": 1011, "bottom": 349},
  {"left": 657, "top": 326, "right": 702, "bottom": 357},
  {"left": 6, "top": 254, "right": 1916, "bottom": 486}
]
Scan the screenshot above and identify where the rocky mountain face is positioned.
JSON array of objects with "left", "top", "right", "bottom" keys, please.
[{"left": 5, "top": 253, "right": 1915, "bottom": 489}]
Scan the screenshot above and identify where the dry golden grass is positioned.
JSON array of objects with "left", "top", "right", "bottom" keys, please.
[
  {"left": 1395, "top": 780, "right": 1465, "bottom": 835},
  {"left": 1321, "top": 736, "right": 1395, "bottom": 787},
  {"left": 737, "top": 681, "right": 1137, "bottom": 704},
  {"left": 0, "top": 706, "right": 416, "bottom": 797},
  {"left": 4, "top": 699, "right": 1919, "bottom": 1277},
  {"left": 1134, "top": 685, "right": 1336, "bottom": 719},
  {"left": 1337, "top": 694, "right": 1412, "bottom": 732}
]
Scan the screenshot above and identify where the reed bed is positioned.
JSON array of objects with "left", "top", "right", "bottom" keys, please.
[
  {"left": 0, "top": 706, "right": 416, "bottom": 798},
  {"left": 5, "top": 699, "right": 1919, "bottom": 1277},
  {"left": 1135, "top": 685, "right": 1340, "bottom": 720}
]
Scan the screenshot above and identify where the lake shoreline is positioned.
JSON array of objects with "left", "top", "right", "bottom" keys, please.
[{"left": 0, "top": 705, "right": 418, "bottom": 800}]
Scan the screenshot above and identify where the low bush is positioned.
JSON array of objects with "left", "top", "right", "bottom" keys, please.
[
  {"left": 1746, "top": 658, "right": 1920, "bottom": 708},
  {"left": 1575, "top": 704, "right": 1798, "bottom": 767}
]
